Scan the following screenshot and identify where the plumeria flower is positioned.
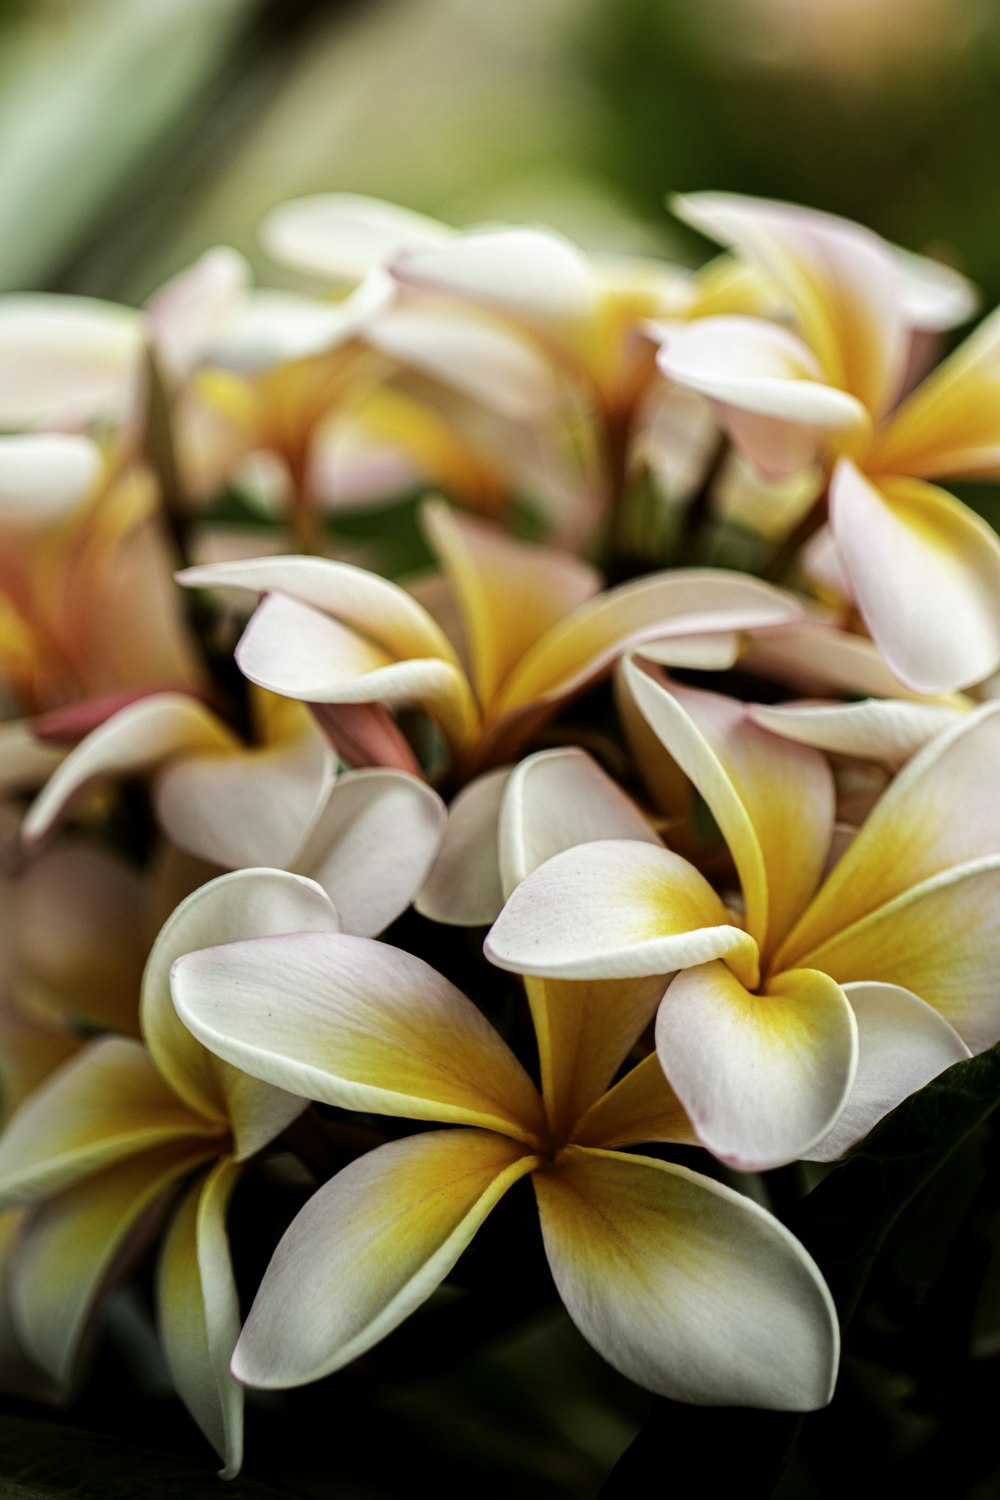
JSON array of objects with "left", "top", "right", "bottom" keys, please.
[
  {"left": 655, "top": 192, "right": 1000, "bottom": 692},
  {"left": 177, "top": 499, "right": 801, "bottom": 781},
  {"left": 16, "top": 689, "right": 445, "bottom": 932},
  {"left": 169, "top": 843, "right": 839, "bottom": 1410},
  {"left": 486, "top": 659, "right": 991, "bottom": 1169},
  {"left": 0, "top": 434, "right": 198, "bottom": 714},
  {"left": 0, "top": 826, "right": 456, "bottom": 1476}
]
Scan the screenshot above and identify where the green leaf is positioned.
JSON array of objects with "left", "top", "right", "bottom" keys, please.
[
  {"left": 0, "top": 1413, "right": 307, "bottom": 1500},
  {"left": 601, "top": 1041, "right": 1000, "bottom": 1498},
  {"left": 792, "top": 1039, "right": 1000, "bottom": 1324}
]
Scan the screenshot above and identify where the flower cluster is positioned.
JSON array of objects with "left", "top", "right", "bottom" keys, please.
[{"left": 0, "top": 190, "right": 998, "bottom": 1477}]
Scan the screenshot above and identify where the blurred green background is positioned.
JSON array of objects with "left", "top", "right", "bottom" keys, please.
[{"left": 4, "top": 0, "right": 1000, "bottom": 304}]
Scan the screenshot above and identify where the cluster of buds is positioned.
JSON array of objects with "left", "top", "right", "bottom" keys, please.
[{"left": 0, "top": 190, "right": 998, "bottom": 1477}]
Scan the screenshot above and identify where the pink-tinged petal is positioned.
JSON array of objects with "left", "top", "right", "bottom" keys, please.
[
  {"left": 295, "top": 768, "right": 446, "bottom": 936},
  {"left": 656, "top": 962, "right": 858, "bottom": 1170},
  {"left": 391, "top": 227, "right": 597, "bottom": 331},
  {"left": 494, "top": 569, "right": 801, "bottom": 718},
  {"left": 368, "top": 303, "right": 559, "bottom": 422},
  {"left": 0, "top": 1038, "right": 220, "bottom": 1207},
  {"left": 205, "top": 289, "right": 364, "bottom": 374},
  {"left": 830, "top": 462, "right": 1000, "bottom": 693},
  {"left": 624, "top": 662, "right": 834, "bottom": 956},
  {"left": 416, "top": 767, "right": 510, "bottom": 927},
  {"left": 141, "top": 869, "right": 341, "bottom": 1157},
  {"left": 870, "top": 304, "right": 1000, "bottom": 479},
  {"left": 260, "top": 194, "right": 450, "bottom": 281},
  {"left": 0, "top": 434, "right": 101, "bottom": 528},
  {"left": 786, "top": 857, "right": 1000, "bottom": 1055},
  {"left": 157, "top": 1157, "right": 244, "bottom": 1478},
  {"left": 749, "top": 700, "right": 963, "bottom": 768},
  {"left": 526, "top": 975, "right": 669, "bottom": 1143},
  {"left": 154, "top": 712, "right": 335, "bottom": 870},
  {"left": 14, "top": 841, "right": 146, "bottom": 1035},
  {"left": 145, "top": 247, "right": 250, "bottom": 385},
  {"left": 233, "top": 1129, "right": 536, "bottom": 1389},
  {"left": 778, "top": 703, "right": 1000, "bottom": 967},
  {"left": 805, "top": 982, "right": 970, "bottom": 1162},
  {"left": 499, "top": 746, "right": 660, "bottom": 898},
  {"left": 309, "top": 701, "right": 420, "bottom": 773},
  {"left": 534, "top": 1145, "right": 838, "bottom": 1408},
  {"left": 0, "top": 294, "right": 141, "bottom": 426},
  {"left": 571, "top": 1052, "right": 697, "bottom": 1150},
  {"left": 10, "top": 1141, "right": 208, "bottom": 1390},
  {"left": 234, "top": 592, "right": 476, "bottom": 751},
  {"left": 22, "top": 694, "right": 237, "bottom": 850},
  {"left": 484, "top": 840, "right": 758, "bottom": 986},
  {"left": 176, "top": 555, "right": 461, "bottom": 667},
  {"left": 422, "top": 500, "right": 599, "bottom": 712},
  {"left": 672, "top": 192, "right": 905, "bottom": 416},
  {"left": 657, "top": 317, "right": 868, "bottom": 477},
  {"left": 171, "top": 933, "right": 545, "bottom": 1143}
]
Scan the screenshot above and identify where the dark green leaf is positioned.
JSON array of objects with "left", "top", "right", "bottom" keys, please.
[{"left": 0, "top": 1413, "right": 308, "bottom": 1500}]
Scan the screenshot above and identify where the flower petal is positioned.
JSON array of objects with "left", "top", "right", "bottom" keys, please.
[
  {"left": 672, "top": 192, "right": 905, "bottom": 416},
  {"left": 154, "top": 710, "right": 335, "bottom": 870},
  {"left": 830, "top": 462, "right": 1000, "bottom": 693},
  {"left": 295, "top": 768, "right": 446, "bottom": 936},
  {"left": 171, "top": 933, "right": 546, "bottom": 1143},
  {"left": 233, "top": 1129, "right": 537, "bottom": 1388},
  {"left": 260, "top": 194, "right": 450, "bottom": 281},
  {"left": 499, "top": 745, "right": 660, "bottom": 898},
  {"left": 141, "top": 869, "right": 341, "bottom": 1157},
  {"left": 778, "top": 703, "right": 1000, "bottom": 966},
  {"left": 485, "top": 839, "right": 758, "bottom": 986},
  {"left": 805, "top": 982, "right": 970, "bottom": 1162},
  {"left": 368, "top": 303, "right": 559, "bottom": 421},
  {"left": 624, "top": 661, "right": 834, "bottom": 956},
  {"left": 870, "top": 304, "right": 1000, "bottom": 479},
  {"left": 158, "top": 1157, "right": 244, "bottom": 1478},
  {"left": 22, "top": 694, "right": 237, "bottom": 851},
  {"left": 749, "top": 699, "right": 963, "bottom": 768},
  {"left": 233, "top": 593, "right": 477, "bottom": 751},
  {"left": 656, "top": 961, "right": 857, "bottom": 1169},
  {"left": 571, "top": 1053, "right": 697, "bottom": 1150},
  {"left": 422, "top": 500, "right": 599, "bottom": 712},
  {"left": 391, "top": 226, "right": 597, "bottom": 331},
  {"left": 0, "top": 434, "right": 101, "bottom": 528},
  {"left": 0, "top": 1038, "right": 219, "bottom": 1207},
  {"left": 786, "top": 857, "right": 1000, "bottom": 1054},
  {"left": 416, "top": 767, "right": 511, "bottom": 926},
  {"left": 495, "top": 569, "right": 801, "bottom": 717},
  {"left": 0, "top": 293, "right": 141, "bottom": 427},
  {"left": 9, "top": 1142, "right": 208, "bottom": 1389},
  {"left": 657, "top": 316, "right": 868, "bottom": 477},
  {"left": 534, "top": 1145, "right": 838, "bottom": 1408}
]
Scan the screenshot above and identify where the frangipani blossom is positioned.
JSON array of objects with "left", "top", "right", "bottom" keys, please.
[
  {"left": 656, "top": 192, "right": 1000, "bottom": 692},
  {"left": 178, "top": 500, "right": 801, "bottom": 780},
  {"left": 0, "top": 435, "right": 197, "bottom": 714},
  {"left": 170, "top": 870, "right": 839, "bottom": 1411},
  {"left": 487, "top": 660, "right": 987, "bottom": 1169},
  {"left": 17, "top": 689, "right": 446, "bottom": 933},
  {"left": 0, "top": 869, "right": 346, "bottom": 1475}
]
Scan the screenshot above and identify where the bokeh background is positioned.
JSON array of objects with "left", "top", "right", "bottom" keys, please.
[
  {"left": 3, "top": 2, "right": 1000, "bottom": 1496},
  {"left": 5, "top": 0, "right": 1000, "bottom": 305}
]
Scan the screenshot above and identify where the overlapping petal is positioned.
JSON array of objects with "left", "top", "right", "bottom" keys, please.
[
  {"left": 654, "top": 962, "right": 858, "bottom": 1170},
  {"left": 171, "top": 932, "right": 546, "bottom": 1143},
  {"left": 232, "top": 1129, "right": 537, "bottom": 1388},
  {"left": 534, "top": 1145, "right": 838, "bottom": 1408},
  {"left": 830, "top": 462, "right": 1000, "bottom": 693}
]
